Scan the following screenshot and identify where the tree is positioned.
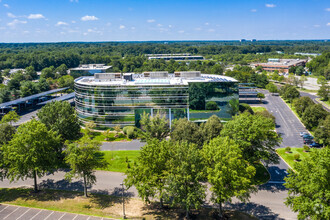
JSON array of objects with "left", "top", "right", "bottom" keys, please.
[
  {"left": 125, "top": 139, "right": 171, "bottom": 207},
  {"left": 25, "top": 66, "right": 38, "bottom": 80},
  {"left": 228, "top": 98, "right": 239, "bottom": 116},
  {"left": 220, "top": 112, "right": 281, "bottom": 164},
  {"left": 40, "top": 66, "right": 55, "bottom": 79},
  {"left": 292, "top": 96, "right": 315, "bottom": 117},
  {"left": 0, "top": 123, "right": 16, "bottom": 146},
  {"left": 295, "top": 66, "right": 305, "bottom": 76},
  {"left": 299, "top": 75, "right": 307, "bottom": 89},
  {"left": 302, "top": 104, "right": 328, "bottom": 130},
  {"left": 205, "top": 101, "right": 219, "bottom": 110},
  {"left": 281, "top": 85, "right": 300, "bottom": 103},
  {"left": 257, "top": 92, "right": 265, "bottom": 103},
  {"left": 0, "top": 111, "right": 20, "bottom": 125},
  {"left": 37, "top": 78, "right": 50, "bottom": 92},
  {"left": 255, "top": 110, "right": 276, "bottom": 125},
  {"left": 2, "top": 120, "right": 61, "bottom": 192},
  {"left": 317, "top": 76, "right": 327, "bottom": 86},
  {"left": 139, "top": 112, "right": 170, "bottom": 141},
  {"left": 239, "top": 103, "right": 254, "bottom": 114},
  {"left": 56, "top": 64, "right": 68, "bottom": 76},
  {"left": 266, "top": 83, "right": 278, "bottom": 94},
  {"left": 64, "top": 136, "right": 107, "bottom": 197},
  {"left": 57, "top": 75, "right": 74, "bottom": 90},
  {"left": 201, "top": 115, "right": 223, "bottom": 143},
  {"left": 171, "top": 118, "right": 204, "bottom": 147},
  {"left": 284, "top": 147, "right": 330, "bottom": 220},
  {"left": 202, "top": 137, "right": 256, "bottom": 217},
  {"left": 317, "top": 84, "right": 329, "bottom": 101},
  {"left": 0, "top": 88, "right": 11, "bottom": 103},
  {"left": 166, "top": 141, "right": 205, "bottom": 219},
  {"left": 37, "top": 101, "right": 81, "bottom": 141},
  {"left": 314, "top": 115, "right": 330, "bottom": 146},
  {"left": 20, "top": 81, "right": 39, "bottom": 97}
]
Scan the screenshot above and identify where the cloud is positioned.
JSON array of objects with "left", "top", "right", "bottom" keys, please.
[
  {"left": 157, "top": 24, "right": 163, "bottom": 27},
  {"left": 131, "top": 27, "right": 136, "bottom": 30},
  {"left": 81, "top": 15, "right": 98, "bottom": 21},
  {"left": 327, "top": 23, "right": 330, "bottom": 26},
  {"left": 251, "top": 9, "right": 257, "bottom": 12},
  {"left": 208, "top": 29, "right": 215, "bottom": 32},
  {"left": 7, "top": 19, "right": 27, "bottom": 27},
  {"left": 325, "top": 8, "right": 330, "bottom": 12},
  {"left": 147, "top": 19, "right": 155, "bottom": 23},
  {"left": 119, "top": 25, "right": 125, "bottom": 29},
  {"left": 7, "top": 13, "right": 16, "bottom": 18},
  {"left": 204, "top": 22, "right": 209, "bottom": 25},
  {"left": 194, "top": 27, "right": 202, "bottom": 31},
  {"left": 3, "top": 4, "right": 9, "bottom": 8},
  {"left": 265, "top": 4, "right": 276, "bottom": 8},
  {"left": 56, "top": 21, "right": 68, "bottom": 26},
  {"left": 168, "top": 25, "right": 172, "bottom": 28},
  {"left": 178, "top": 30, "right": 185, "bottom": 34},
  {"left": 28, "top": 14, "right": 45, "bottom": 19}
]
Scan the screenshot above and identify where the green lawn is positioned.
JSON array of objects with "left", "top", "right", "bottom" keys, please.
[
  {"left": 99, "top": 150, "right": 140, "bottom": 173},
  {"left": 276, "top": 147, "right": 310, "bottom": 170},
  {"left": 251, "top": 106, "right": 266, "bottom": 113},
  {"left": 189, "top": 110, "right": 219, "bottom": 113},
  {"left": 81, "top": 129, "right": 132, "bottom": 142}
]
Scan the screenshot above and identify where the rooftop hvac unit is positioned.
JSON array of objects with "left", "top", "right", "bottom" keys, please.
[
  {"left": 175, "top": 71, "right": 201, "bottom": 78},
  {"left": 94, "top": 73, "right": 121, "bottom": 81},
  {"left": 144, "top": 71, "right": 169, "bottom": 78}
]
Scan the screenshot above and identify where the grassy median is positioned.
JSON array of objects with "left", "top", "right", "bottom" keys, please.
[
  {"left": 276, "top": 147, "right": 310, "bottom": 170},
  {"left": 99, "top": 150, "right": 140, "bottom": 173}
]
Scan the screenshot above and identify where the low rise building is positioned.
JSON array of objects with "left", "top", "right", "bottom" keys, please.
[
  {"left": 254, "top": 58, "right": 307, "bottom": 73},
  {"left": 69, "top": 64, "right": 112, "bottom": 75}
]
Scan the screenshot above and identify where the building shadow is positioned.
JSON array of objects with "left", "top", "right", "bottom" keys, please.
[{"left": 224, "top": 202, "right": 284, "bottom": 220}]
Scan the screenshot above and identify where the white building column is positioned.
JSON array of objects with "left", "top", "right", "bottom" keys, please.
[
  {"left": 187, "top": 107, "right": 190, "bottom": 120},
  {"left": 169, "top": 108, "right": 172, "bottom": 129}
]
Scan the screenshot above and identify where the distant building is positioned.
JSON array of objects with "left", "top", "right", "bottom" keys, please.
[
  {"left": 240, "top": 39, "right": 246, "bottom": 42},
  {"left": 294, "top": 52, "right": 321, "bottom": 57},
  {"left": 147, "top": 54, "right": 204, "bottom": 61},
  {"left": 251, "top": 39, "right": 257, "bottom": 42},
  {"left": 254, "top": 58, "right": 307, "bottom": 73},
  {"left": 69, "top": 64, "right": 112, "bottom": 75}
]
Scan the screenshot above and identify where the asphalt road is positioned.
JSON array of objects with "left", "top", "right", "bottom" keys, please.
[{"left": 300, "top": 91, "right": 330, "bottom": 112}]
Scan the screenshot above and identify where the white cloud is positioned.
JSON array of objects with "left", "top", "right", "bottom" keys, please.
[
  {"left": 204, "top": 22, "right": 209, "bottom": 25},
  {"left": 28, "top": 14, "right": 45, "bottom": 19},
  {"left": 265, "top": 4, "right": 276, "bottom": 8},
  {"left": 71, "top": 20, "right": 76, "bottom": 23},
  {"left": 251, "top": 9, "right": 257, "bottom": 12},
  {"left": 168, "top": 25, "right": 172, "bottom": 28},
  {"left": 3, "top": 4, "right": 9, "bottom": 8},
  {"left": 56, "top": 21, "right": 68, "bottom": 26},
  {"left": 178, "top": 30, "right": 185, "bottom": 34},
  {"left": 194, "top": 27, "right": 202, "bottom": 31},
  {"left": 131, "top": 27, "right": 136, "bottom": 30},
  {"left": 327, "top": 23, "right": 330, "bottom": 26},
  {"left": 157, "top": 24, "right": 163, "bottom": 27},
  {"left": 7, "top": 19, "right": 27, "bottom": 27},
  {"left": 147, "top": 19, "right": 155, "bottom": 23},
  {"left": 119, "top": 25, "right": 125, "bottom": 29},
  {"left": 7, "top": 13, "right": 16, "bottom": 18},
  {"left": 81, "top": 15, "right": 99, "bottom": 21},
  {"left": 325, "top": 8, "right": 330, "bottom": 12},
  {"left": 208, "top": 29, "right": 215, "bottom": 32},
  {"left": 313, "top": 24, "right": 320, "bottom": 28}
]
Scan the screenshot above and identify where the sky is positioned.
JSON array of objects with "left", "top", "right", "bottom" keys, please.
[{"left": 0, "top": 0, "right": 329, "bottom": 43}]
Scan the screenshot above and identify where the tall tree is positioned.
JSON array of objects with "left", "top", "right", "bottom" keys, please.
[
  {"left": 201, "top": 115, "right": 223, "bottom": 143},
  {"left": 220, "top": 112, "right": 281, "bottom": 164},
  {"left": 0, "top": 111, "right": 20, "bottom": 125},
  {"left": 302, "top": 104, "right": 328, "bottom": 130},
  {"left": 202, "top": 137, "right": 256, "bottom": 217},
  {"left": 171, "top": 118, "right": 204, "bottom": 147},
  {"left": 37, "top": 101, "right": 81, "bottom": 141},
  {"left": 0, "top": 123, "right": 16, "bottom": 146},
  {"left": 317, "top": 84, "right": 329, "bottom": 101},
  {"left": 284, "top": 147, "right": 330, "bottom": 220},
  {"left": 64, "top": 136, "right": 107, "bottom": 197},
  {"left": 314, "top": 115, "right": 330, "bottom": 146},
  {"left": 125, "top": 139, "right": 171, "bottom": 207},
  {"left": 2, "top": 120, "right": 61, "bottom": 192},
  {"left": 139, "top": 112, "right": 170, "bottom": 141},
  {"left": 293, "top": 96, "right": 315, "bottom": 117},
  {"left": 166, "top": 141, "right": 205, "bottom": 219},
  {"left": 266, "top": 83, "right": 278, "bottom": 94},
  {"left": 228, "top": 98, "right": 239, "bottom": 116}
]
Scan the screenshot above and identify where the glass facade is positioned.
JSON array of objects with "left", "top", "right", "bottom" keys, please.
[{"left": 75, "top": 80, "right": 238, "bottom": 127}]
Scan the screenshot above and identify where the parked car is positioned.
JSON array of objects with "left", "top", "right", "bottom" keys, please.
[
  {"left": 300, "top": 132, "right": 308, "bottom": 137},
  {"left": 303, "top": 134, "right": 313, "bottom": 140},
  {"left": 309, "top": 142, "right": 322, "bottom": 148},
  {"left": 304, "top": 139, "right": 313, "bottom": 145}
]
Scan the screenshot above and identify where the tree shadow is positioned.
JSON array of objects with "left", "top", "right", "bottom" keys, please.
[
  {"left": 224, "top": 202, "right": 285, "bottom": 220},
  {"left": 39, "top": 179, "right": 85, "bottom": 192},
  {"left": 258, "top": 183, "right": 287, "bottom": 193}
]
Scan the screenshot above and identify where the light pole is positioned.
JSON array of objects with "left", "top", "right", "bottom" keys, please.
[{"left": 120, "top": 183, "right": 126, "bottom": 219}]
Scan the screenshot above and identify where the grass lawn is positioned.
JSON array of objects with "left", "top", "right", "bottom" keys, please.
[
  {"left": 189, "top": 109, "right": 219, "bottom": 113},
  {"left": 0, "top": 188, "right": 257, "bottom": 220},
  {"left": 81, "top": 129, "right": 132, "bottom": 142},
  {"left": 251, "top": 106, "right": 266, "bottom": 113},
  {"left": 298, "top": 88, "right": 318, "bottom": 93},
  {"left": 252, "top": 162, "right": 270, "bottom": 185},
  {"left": 276, "top": 147, "right": 310, "bottom": 170},
  {"left": 99, "top": 150, "right": 140, "bottom": 173}
]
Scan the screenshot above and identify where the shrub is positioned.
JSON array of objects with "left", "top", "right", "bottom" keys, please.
[
  {"left": 285, "top": 146, "right": 291, "bottom": 153},
  {"left": 206, "top": 101, "right": 219, "bottom": 110},
  {"left": 294, "top": 153, "right": 300, "bottom": 161},
  {"left": 303, "top": 145, "right": 310, "bottom": 152},
  {"left": 126, "top": 126, "right": 136, "bottom": 139},
  {"left": 123, "top": 126, "right": 134, "bottom": 135}
]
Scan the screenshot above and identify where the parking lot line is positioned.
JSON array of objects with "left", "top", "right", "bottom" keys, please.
[
  {"left": 44, "top": 211, "right": 54, "bottom": 220},
  {"left": 58, "top": 212, "right": 66, "bottom": 220},
  {"left": 30, "top": 209, "right": 43, "bottom": 220},
  {"left": 72, "top": 214, "right": 79, "bottom": 220},
  {"left": 3, "top": 206, "right": 20, "bottom": 219},
  {"left": 16, "top": 207, "right": 31, "bottom": 220},
  {"left": 0, "top": 205, "right": 9, "bottom": 212}
]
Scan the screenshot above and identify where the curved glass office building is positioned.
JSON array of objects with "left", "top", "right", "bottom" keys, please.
[{"left": 74, "top": 71, "right": 238, "bottom": 127}]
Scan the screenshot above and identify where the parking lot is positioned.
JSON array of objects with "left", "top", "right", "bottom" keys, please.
[{"left": 0, "top": 204, "right": 115, "bottom": 220}]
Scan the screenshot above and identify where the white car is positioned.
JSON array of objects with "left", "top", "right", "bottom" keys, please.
[{"left": 300, "top": 132, "right": 308, "bottom": 137}]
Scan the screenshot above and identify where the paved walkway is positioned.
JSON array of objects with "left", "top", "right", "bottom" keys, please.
[{"left": 0, "top": 204, "right": 115, "bottom": 220}]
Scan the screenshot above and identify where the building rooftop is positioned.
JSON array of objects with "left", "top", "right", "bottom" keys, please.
[
  {"left": 256, "top": 58, "right": 307, "bottom": 67},
  {"left": 75, "top": 72, "right": 237, "bottom": 86},
  {"left": 70, "top": 64, "right": 112, "bottom": 71}
]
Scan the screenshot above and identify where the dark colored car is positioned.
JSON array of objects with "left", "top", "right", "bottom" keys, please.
[
  {"left": 303, "top": 134, "right": 313, "bottom": 140},
  {"left": 309, "top": 142, "right": 322, "bottom": 148},
  {"left": 304, "top": 139, "right": 313, "bottom": 144}
]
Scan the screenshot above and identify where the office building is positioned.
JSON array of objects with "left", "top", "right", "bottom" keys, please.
[{"left": 254, "top": 58, "right": 307, "bottom": 73}]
